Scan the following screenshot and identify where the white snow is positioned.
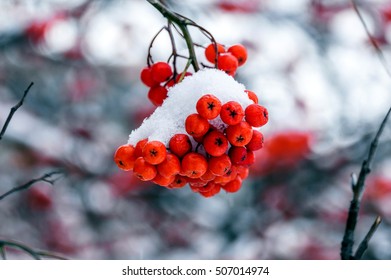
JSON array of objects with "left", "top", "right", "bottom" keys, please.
[{"left": 127, "top": 68, "right": 253, "bottom": 146}]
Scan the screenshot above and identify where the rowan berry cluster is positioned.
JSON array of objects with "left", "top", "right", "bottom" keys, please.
[
  {"left": 204, "top": 43, "right": 247, "bottom": 76},
  {"left": 114, "top": 90, "right": 268, "bottom": 197},
  {"left": 140, "top": 62, "right": 192, "bottom": 106}
]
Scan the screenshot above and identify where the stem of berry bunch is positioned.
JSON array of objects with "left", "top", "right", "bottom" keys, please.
[
  {"left": 340, "top": 106, "right": 391, "bottom": 259},
  {"left": 147, "top": 0, "right": 200, "bottom": 71}
]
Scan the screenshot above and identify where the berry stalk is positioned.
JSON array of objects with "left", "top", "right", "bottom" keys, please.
[{"left": 147, "top": 0, "right": 200, "bottom": 71}]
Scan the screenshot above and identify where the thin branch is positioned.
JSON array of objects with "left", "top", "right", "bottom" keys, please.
[
  {"left": 0, "top": 239, "right": 67, "bottom": 260},
  {"left": 354, "top": 216, "right": 382, "bottom": 259},
  {"left": 0, "top": 245, "right": 6, "bottom": 260},
  {"left": 0, "top": 82, "right": 34, "bottom": 141},
  {"left": 0, "top": 170, "right": 64, "bottom": 201},
  {"left": 147, "top": 0, "right": 200, "bottom": 71},
  {"left": 350, "top": 0, "right": 391, "bottom": 77},
  {"left": 340, "top": 107, "right": 391, "bottom": 259},
  {"left": 0, "top": 240, "right": 41, "bottom": 260}
]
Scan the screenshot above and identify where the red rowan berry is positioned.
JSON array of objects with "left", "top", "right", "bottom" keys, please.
[
  {"left": 157, "top": 153, "right": 181, "bottom": 178},
  {"left": 198, "top": 181, "right": 218, "bottom": 193},
  {"left": 203, "top": 130, "right": 228, "bottom": 157},
  {"left": 246, "top": 130, "right": 264, "bottom": 151},
  {"left": 135, "top": 138, "right": 148, "bottom": 158},
  {"left": 196, "top": 94, "right": 222, "bottom": 120},
  {"left": 148, "top": 85, "right": 168, "bottom": 106},
  {"left": 214, "top": 165, "right": 238, "bottom": 185},
  {"left": 114, "top": 144, "right": 137, "bottom": 171},
  {"left": 209, "top": 154, "right": 232, "bottom": 176},
  {"left": 236, "top": 165, "right": 249, "bottom": 180},
  {"left": 198, "top": 182, "right": 221, "bottom": 198},
  {"left": 245, "top": 104, "right": 269, "bottom": 127},
  {"left": 142, "top": 140, "right": 167, "bottom": 165},
  {"left": 181, "top": 152, "right": 208, "bottom": 178},
  {"left": 169, "top": 175, "right": 188, "bottom": 189},
  {"left": 133, "top": 157, "right": 157, "bottom": 181},
  {"left": 169, "top": 134, "right": 192, "bottom": 158},
  {"left": 140, "top": 66, "right": 158, "bottom": 87},
  {"left": 205, "top": 43, "right": 225, "bottom": 63},
  {"left": 185, "top": 113, "right": 210, "bottom": 138},
  {"left": 228, "top": 44, "right": 247, "bottom": 66},
  {"left": 245, "top": 89, "right": 258, "bottom": 104},
  {"left": 152, "top": 173, "right": 175, "bottom": 187},
  {"left": 217, "top": 53, "right": 239, "bottom": 76},
  {"left": 151, "top": 62, "right": 173, "bottom": 83},
  {"left": 200, "top": 169, "right": 216, "bottom": 181},
  {"left": 188, "top": 178, "right": 208, "bottom": 190},
  {"left": 228, "top": 146, "right": 247, "bottom": 164},
  {"left": 226, "top": 121, "right": 253, "bottom": 146},
  {"left": 220, "top": 101, "right": 244, "bottom": 125},
  {"left": 222, "top": 176, "right": 242, "bottom": 193},
  {"left": 242, "top": 150, "right": 255, "bottom": 165}
]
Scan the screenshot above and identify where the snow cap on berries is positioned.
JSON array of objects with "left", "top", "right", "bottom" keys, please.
[{"left": 128, "top": 68, "right": 253, "bottom": 146}]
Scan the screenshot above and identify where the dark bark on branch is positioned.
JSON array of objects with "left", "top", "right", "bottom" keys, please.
[
  {"left": 340, "top": 107, "right": 391, "bottom": 259},
  {"left": 0, "top": 170, "right": 64, "bottom": 201},
  {"left": 0, "top": 239, "right": 67, "bottom": 260},
  {"left": 0, "top": 82, "right": 34, "bottom": 141}
]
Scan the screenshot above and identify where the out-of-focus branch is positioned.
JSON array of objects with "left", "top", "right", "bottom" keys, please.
[
  {"left": 354, "top": 216, "right": 382, "bottom": 259},
  {"left": 0, "top": 170, "right": 64, "bottom": 202},
  {"left": 0, "top": 239, "right": 67, "bottom": 260},
  {"left": 350, "top": 0, "right": 391, "bottom": 77},
  {"left": 341, "top": 107, "right": 391, "bottom": 259},
  {"left": 0, "top": 82, "right": 34, "bottom": 141}
]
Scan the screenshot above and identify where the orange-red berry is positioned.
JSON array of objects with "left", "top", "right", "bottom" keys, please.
[
  {"left": 169, "top": 175, "right": 188, "bottom": 189},
  {"left": 157, "top": 153, "right": 181, "bottom": 178},
  {"left": 135, "top": 138, "right": 148, "bottom": 158},
  {"left": 246, "top": 130, "right": 264, "bottom": 151},
  {"left": 203, "top": 130, "right": 228, "bottom": 157},
  {"left": 133, "top": 157, "right": 157, "bottom": 181},
  {"left": 220, "top": 101, "right": 244, "bottom": 125},
  {"left": 142, "top": 140, "right": 167, "bottom": 165},
  {"left": 242, "top": 150, "right": 255, "bottom": 165},
  {"left": 151, "top": 62, "right": 173, "bottom": 83},
  {"left": 196, "top": 94, "right": 222, "bottom": 120},
  {"left": 198, "top": 182, "right": 221, "bottom": 198},
  {"left": 228, "top": 146, "right": 248, "bottom": 164},
  {"left": 181, "top": 152, "right": 208, "bottom": 178},
  {"left": 169, "top": 134, "right": 192, "bottom": 158},
  {"left": 214, "top": 165, "right": 238, "bottom": 185},
  {"left": 140, "top": 67, "right": 158, "bottom": 87},
  {"left": 114, "top": 144, "right": 137, "bottom": 171},
  {"left": 217, "top": 53, "right": 239, "bottom": 76},
  {"left": 148, "top": 85, "right": 168, "bottom": 106},
  {"left": 185, "top": 113, "right": 210, "bottom": 138},
  {"left": 228, "top": 44, "right": 247, "bottom": 66},
  {"left": 245, "top": 104, "right": 269, "bottom": 127},
  {"left": 221, "top": 176, "right": 242, "bottom": 193},
  {"left": 245, "top": 90, "right": 258, "bottom": 104},
  {"left": 236, "top": 165, "right": 249, "bottom": 180},
  {"left": 205, "top": 43, "right": 225, "bottom": 63},
  {"left": 208, "top": 154, "right": 232, "bottom": 176},
  {"left": 226, "top": 121, "right": 253, "bottom": 146},
  {"left": 200, "top": 169, "right": 216, "bottom": 181},
  {"left": 152, "top": 173, "right": 175, "bottom": 187}
]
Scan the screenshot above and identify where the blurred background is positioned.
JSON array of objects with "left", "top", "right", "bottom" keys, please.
[{"left": 1, "top": 0, "right": 391, "bottom": 259}]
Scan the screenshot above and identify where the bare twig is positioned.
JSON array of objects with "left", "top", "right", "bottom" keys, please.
[
  {"left": 354, "top": 216, "right": 382, "bottom": 259},
  {"left": 0, "top": 170, "right": 64, "bottom": 201},
  {"left": 0, "top": 239, "right": 67, "bottom": 260},
  {"left": 147, "top": 0, "right": 200, "bottom": 71},
  {"left": 0, "top": 82, "right": 34, "bottom": 141},
  {"left": 341, "top": 107, "right": 391, "bottom": 259},
  {"left": 0, "top": 245, "right": 6, "bottom": 260},
  {"left": 350, "top": 0, "right": 391, "bottom": 77}
]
